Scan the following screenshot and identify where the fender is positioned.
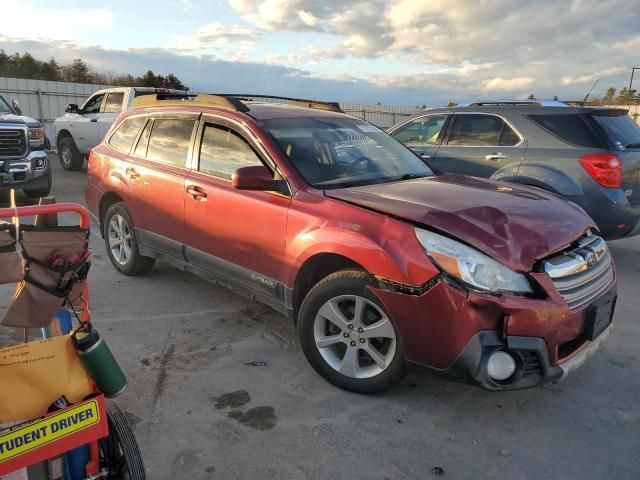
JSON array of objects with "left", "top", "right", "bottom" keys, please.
[{"left": 285, "top": 212, "right": 440, "bottom": 289}]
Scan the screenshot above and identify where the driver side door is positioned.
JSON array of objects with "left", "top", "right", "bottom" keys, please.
[{"left": 73, "top": 93, "right": 104, "bottom": 152}]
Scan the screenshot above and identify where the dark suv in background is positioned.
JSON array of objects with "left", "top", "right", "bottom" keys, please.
[{"left": 389, "top": 100, "right": 640, "bottom": 239}]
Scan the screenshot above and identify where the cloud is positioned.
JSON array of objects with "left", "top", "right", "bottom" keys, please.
[
  {"left": 174, "top": 23, "right": 261, "bottom": 58},
  {"left": 483, "top": 77, "right": 535, "bottom": 92},
  {"left": 0, "top": 1, "right": 112, "bottom": 40}
]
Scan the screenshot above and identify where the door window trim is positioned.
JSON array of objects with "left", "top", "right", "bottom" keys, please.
[
  {"left": 443, "top": 112, "right": 526, "bottom": 148},
  {"left": 194, "top": 113, "right": 292, "bottom": 196},
  {"left": 390, "top": 113, "right": 450, "bottom": 146}
]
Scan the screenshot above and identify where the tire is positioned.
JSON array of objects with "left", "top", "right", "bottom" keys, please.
[
  {"left": 103, "top": 202, "right": 155, "bottom": 275},
  {"left": 58, "top": 136, "right": 84, "bottom": 171},
  {"left": 100, "top": 400, "right": 146, "bottom": 479},
  {"left": 298, "top": 269, "right": 407, "bottom": 393},
  {"left": 24, "top": 176, "right": 52, "bottom": 199}
]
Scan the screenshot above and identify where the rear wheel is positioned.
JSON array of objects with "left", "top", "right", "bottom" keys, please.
[
  {"left": 103, "top": 202, "right": 155, "bottom": 275},
  {"left": 99, "top": 400, "right": 146, "bottom": 479},
  {"left": 298, "top": 269, "right": 407, "bottom": 393},
  {"left": 58, "top": 136, "right": 84, "bottom": 171}
]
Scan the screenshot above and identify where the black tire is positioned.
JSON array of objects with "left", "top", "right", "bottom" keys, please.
[
  {"left": 298, "top": 269, "right": 407, "bottom": 394},
  {"left": 103, "top": 202, "right": 155, "bottom": 275},
  {"left": 100, "top": 400, "right": 146, "bottom": 479},
  {"left": 24, "top": 176, "right": 52, "bottom": 199},
  {"left": 58, "top": 136, "right": 84, "bottom": 171}
]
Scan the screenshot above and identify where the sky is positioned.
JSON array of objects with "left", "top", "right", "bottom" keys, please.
[{"left": 0, "top": 0, "right": 639, "bottom": 106}]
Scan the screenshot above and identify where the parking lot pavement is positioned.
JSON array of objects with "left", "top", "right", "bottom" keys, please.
[{"left": 1, "top": 155, "right": 639, "bottom": 479}]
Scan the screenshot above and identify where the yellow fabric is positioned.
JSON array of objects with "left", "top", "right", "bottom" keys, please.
[{"left": 0, "top": 336, "right": 93, "bottom": 423}]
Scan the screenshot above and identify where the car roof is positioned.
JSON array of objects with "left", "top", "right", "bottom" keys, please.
[{"left": 407, "top": 105, "right": 629, "bottom": 118}]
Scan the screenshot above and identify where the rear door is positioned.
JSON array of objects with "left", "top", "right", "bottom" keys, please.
[
  {"left": 390, "top": 113, "right": 449, "bottom": 160},
  {"left": 124, "top": 114, "right": 197, "bottom": 258},
  {"left": 433, "top": 113, "right": 526, "bottom": 178},
  {"left": 98, "top": 90, "right": 125, "bottom": 142},
  {"left": 183, "top": 117, "right": 290, "bottom": 296}
]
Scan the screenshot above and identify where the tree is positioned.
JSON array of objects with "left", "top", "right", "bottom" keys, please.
[
  {"left": 604, "top": 87, "right": 616, "bottom": 105},
  {"left": 163, "top": 73, "right": 188, "bottom": 91},
  {"left": 64, "top": 58, "right": 90, "bottom": 83},
  {"left": 40, "top": 58, "right": 60, "bottom": 81},
  {"left": 140, "top": 70, "right": 158, "bottom": 87},
  {"left": 616, "top": 87, "right": 630, "bottom": 105}
]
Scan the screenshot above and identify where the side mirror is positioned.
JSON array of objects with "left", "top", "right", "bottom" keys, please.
[
  {"left": 232, "top": 166, "right": 275, "bottom": 191},
  {"left": 65, "top": 103, "right": 79, "bottom": 113},
  {"left": 11, "top": 100, "right": 21, "bottom": 115}
]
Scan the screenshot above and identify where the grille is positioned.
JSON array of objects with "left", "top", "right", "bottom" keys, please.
[
  {"left": 543, "top": 234, "right": 614, "bottom": 309},
  {"left": 0, "top": 128, "right": 27, "bottom": 158}
]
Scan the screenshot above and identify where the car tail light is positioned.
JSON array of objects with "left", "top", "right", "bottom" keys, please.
[{"left": 579, "top": 153, "right": 621, "bottom": 188}]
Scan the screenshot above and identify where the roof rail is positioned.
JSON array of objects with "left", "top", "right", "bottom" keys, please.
[
  {"left": 214, "top": 94, "right": 343, "bottom": 113},
  {"left": 460, "top": 99, "right": 569, "bottom": 107},
  {"left": 130, "top": 93, "right": 250, "bottom": 112}
]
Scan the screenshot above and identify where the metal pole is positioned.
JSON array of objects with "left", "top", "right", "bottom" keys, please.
[
  {"left": 628, "top": 67, "right": 639, "bottom": 105},
  {"left": 37, "top": 88, "right": 44, "bottom": 124}
]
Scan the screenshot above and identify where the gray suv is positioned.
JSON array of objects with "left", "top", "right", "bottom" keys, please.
[{"left": 389, "top": 100, "right": 640, "bottom": 239}]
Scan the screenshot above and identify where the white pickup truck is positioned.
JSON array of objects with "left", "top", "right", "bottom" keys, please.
[{"left": 53, "top": 87, "right": 185, "bottom": 170}]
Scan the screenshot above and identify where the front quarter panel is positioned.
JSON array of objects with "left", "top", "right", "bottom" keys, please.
[{"left": 284, "top": 191, "right": 439, "bottom": 288}]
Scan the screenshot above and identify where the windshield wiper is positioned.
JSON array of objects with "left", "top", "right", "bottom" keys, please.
[{"left": 625, "top": 142, "right": 640, "bottom": 149}]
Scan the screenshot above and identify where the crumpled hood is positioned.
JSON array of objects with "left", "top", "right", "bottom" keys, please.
[
  {"left": 0, "top": 113, "right": 40, "bottom": 127},
  {"left": 326, "top": 174, "right": 595, "bottom": 272}
]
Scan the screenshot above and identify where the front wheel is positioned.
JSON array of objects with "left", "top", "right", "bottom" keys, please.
[
  {"left": 103, "top": 202, "right": 155, "bottom": 275},
  {"left": 58, "top": 136, "right": 84, "bottom": 171},
  {"left": 100, "top": 400, "right": 146, "bottom": 479},
  {"left": 298, "top": 269, "right": 407, "bottom": 393}
]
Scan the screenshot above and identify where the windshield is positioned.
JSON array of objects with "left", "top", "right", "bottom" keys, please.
[
  {"left": 0, "top": 96, "right": 13, "bottom": 114},
  {"left": 259, "top": 116, "right": 433, "bottom": 189},
  {"left": 591, "top": 113, "right": 640, "bottom": 150}
]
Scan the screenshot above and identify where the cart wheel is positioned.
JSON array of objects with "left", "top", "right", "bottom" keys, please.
[{"left": 100, "top": 400, "right": 146, "bottom": 479}]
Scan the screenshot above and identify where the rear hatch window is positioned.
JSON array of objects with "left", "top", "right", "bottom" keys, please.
[
  {"left": 590, "top": 112, "right": 640, "bottom": 151},
  {"left": 526, "top": 113, "right": 607, "bottom": 148}
]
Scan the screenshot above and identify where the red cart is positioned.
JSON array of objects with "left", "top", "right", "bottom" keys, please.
[{"left": 0, "top": 203, "right": 144, "bottom": 479}]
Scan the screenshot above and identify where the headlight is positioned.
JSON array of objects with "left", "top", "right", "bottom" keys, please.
[
  {"left": 28, "top": 128, "right": 46, "bottom": 148},
  {"left": 415, "top": 228, "right": 532, "bottom": 293}
]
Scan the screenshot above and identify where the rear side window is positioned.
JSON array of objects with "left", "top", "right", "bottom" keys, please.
[
  {"left": 146, "top": 119, "right": 195, "bottom": 167},
  {"left": 591, "top": 114, "right": 640, "bottom": 150},
  {"left": 392, "top": 115, "right": 448, "bottom": 146},
  {"left": 103, "top": 92, "right": 124, "bottom": 113},
  {"left": 108, "top": 116, "right": 146, "bottom": 153},
  {"left": 198, "top": 124, "right": 263, "bottom": 179},
  {"left": 527, "top": 114, "right": 605, "bottom": 148},
  {"left": 447, "top": 114, "right": 520, "bottom": 146}
]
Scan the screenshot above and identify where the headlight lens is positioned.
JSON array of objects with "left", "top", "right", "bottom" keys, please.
[
  {"left": 28, "top": 128, "right": 46, "bottom": 148},
  {"left": 415, "top": 228, "right": 532, "bottom": 293}
]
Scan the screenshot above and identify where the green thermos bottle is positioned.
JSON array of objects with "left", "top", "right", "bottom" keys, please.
[{"left": 72, "top": 324, "right": 127, "bottom": 398}]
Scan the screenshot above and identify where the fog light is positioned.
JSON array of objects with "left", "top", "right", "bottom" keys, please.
[
  {"left": 35, "top": 157, "right": 47, "bottom": 169},
  {"left": 487, "top": 351, "right": 516, "bottom": 381}
]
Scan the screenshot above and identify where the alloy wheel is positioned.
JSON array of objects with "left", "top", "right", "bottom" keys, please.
[
  {"left": 60, "top": 143, "right": 72, "bottom": 168},
  {"left": 107, "top": 214, "right": 133, "bottom": 266},
  {"left": 313, "top": 295, "right": 397, "bottom": 379}
]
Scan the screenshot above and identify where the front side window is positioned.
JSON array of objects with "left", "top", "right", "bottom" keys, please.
[
  {"left": 392, "top": 115, "right": 447, "bottom": 146},
  {"left": 108, "top": 116, "right": 146, "bottom": 153},
  {"left": 0, "top": 96, "right": 12, "bottom": 114},
  {"left": 259, "top": 116, "right": 433, "bottom": 189},
  {"left": 146, "top": 119, "right": 195, "bottom": 167},
  {"left": 198, "top": 124, "right": 263, "bottom": 179},
  {"left": 103, "top": 92, "right": 124, "bottom": 113},
  {"left": 82, "top": 94, "right": 104, "bottom": 114},
  {"left": 448, "top": 114, "right": 520, "bottom": 146}
]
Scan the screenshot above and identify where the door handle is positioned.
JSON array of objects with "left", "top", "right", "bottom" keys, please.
[
  {"left": 486, "top": 153, "right": 509, "bottom": 161},
  {"left": 90, "top": 118, "right": 97, "bottom": 122},
  {"left": 186, "top": 185, "right": 208, "bottom": 201},
  {"left": 125, "top": 167, "right": 140, "bottom": 180},
  {"left": 420, "top": 153, "right": 431, "bottom": 160}
]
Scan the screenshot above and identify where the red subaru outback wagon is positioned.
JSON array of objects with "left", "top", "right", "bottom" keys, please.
[{"left": 85, "top": 94, "right": 616, "bottom": 393}]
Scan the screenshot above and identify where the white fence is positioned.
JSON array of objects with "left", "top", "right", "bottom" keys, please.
[
  {"left": 1, "top": 76, "right": 638, "bottom": 142},
  {"left": 0, "top": 77, "right": 114, "bottom": 141}
]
